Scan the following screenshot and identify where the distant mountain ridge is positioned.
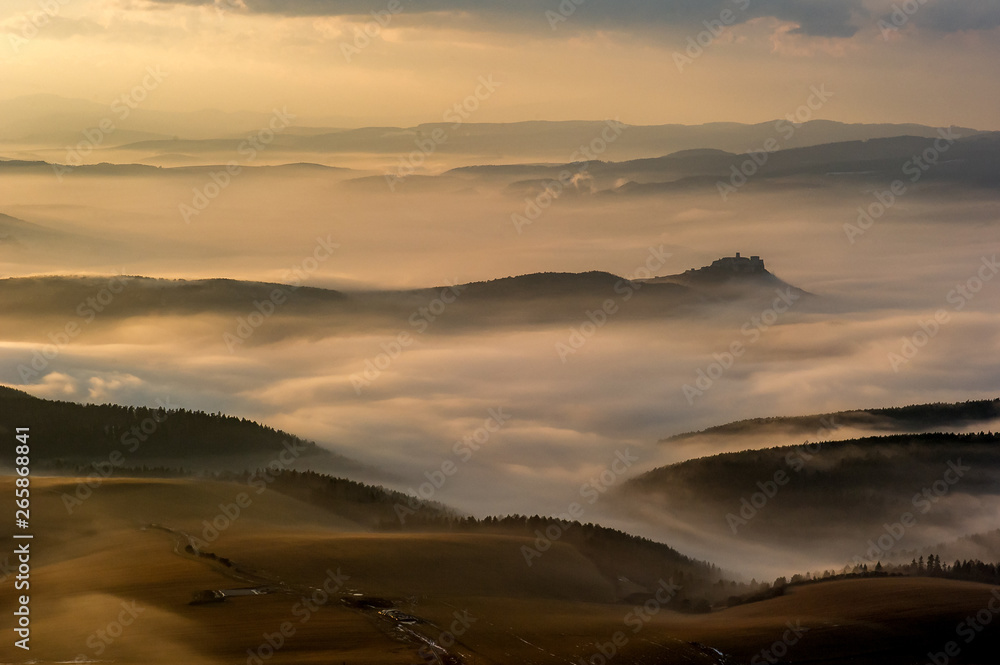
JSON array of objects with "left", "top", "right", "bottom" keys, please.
[
  {"left": 0, "top": 159, "right": 355, "bottom": 178},
  {"left": 92, "top": 119, "right": 992, "bottom": 160},
  {"left": 0, "top": 97, "right": 986, "bottom": 164},
  {"left": 7, "top": 132, "right": 1000, "bottom": 199}
]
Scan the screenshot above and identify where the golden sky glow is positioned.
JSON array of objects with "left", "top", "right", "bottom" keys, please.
[{"left": 1, "top": 0, "right": 999, "bottom": 128}]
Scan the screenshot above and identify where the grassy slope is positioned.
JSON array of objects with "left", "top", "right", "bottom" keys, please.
[{"left": 2, "top": 476, "right": 998, "bottom": 665}]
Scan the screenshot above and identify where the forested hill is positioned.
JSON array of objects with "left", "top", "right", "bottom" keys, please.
[
  {"left": 256, "top": 469, "right": 735, "bottom": 609},
  {"left": 615, "top": 432, "right": 1000, "bottom": 557},
  {"left": 662, "top": 397, "right": 1000, "bottom": 443},
  {"left": 631, "top": 431, "right": 1000, "bottom": 507},
  {"left": 0, "top": 385, "right": 360, "bottom": 473}
]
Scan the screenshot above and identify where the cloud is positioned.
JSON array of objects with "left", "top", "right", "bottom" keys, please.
[
  {"left": 0, "top": 15, "right": 105, "bottom": 40},
  {"left": 911, "top": 0, "right": 1000, "bottom": 32},
  {"left": 757, "top": 0, "right": 867, "bottom": 38},
  {"left": 871, "top": 0, "right": 1000, "bottom": 34},
  {"left": 143, "top": 0, "right": 868, "bottom": 38}
]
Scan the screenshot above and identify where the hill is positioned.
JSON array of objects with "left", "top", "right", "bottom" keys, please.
[
  {"left": 0, "top": 212, "right": 66, "bottom": 247},
  {"left": 0, "top": 212, "right": 121, "bottom": 264},
  {"left": 2, "top": 474, "right": 997, "bottom": 664},
  {"left": 637, "top": 253, "right": 811, "bottom": 302},
  {"left": 895, "top": 528, "right": 1000, "bottom": 566},
  {"left": 661, "top": 397, "right": 1000, "bottom": 451},
  {"left": 0, "top": 385, "right": 371, "bottom": 477},
  {"left": 614, "top": 431, "right": 1000, "bottom": 568},
  {"left": 0, "top": 474, "right": 727, "bottom": 664},
  {"left": 108, "top": 118, "right": 985, "bottom": 162},
  {"left": 0, "top": 262, "right": 811, "bottom": 344},
  {"left": 435, "top": 132, "right": 1000, "bottom": 196}
]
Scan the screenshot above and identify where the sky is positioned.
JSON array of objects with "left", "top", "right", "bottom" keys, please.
[{"left": 1, "top": 0, "right": 999, "bottom": 128}]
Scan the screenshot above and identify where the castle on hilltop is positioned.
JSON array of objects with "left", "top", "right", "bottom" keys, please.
[{"left": 710, "top": 252, "right": 765, "bottom": 274}]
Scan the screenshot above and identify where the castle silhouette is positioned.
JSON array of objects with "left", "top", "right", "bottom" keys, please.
[{"left": 709, "top": 252, "right": 765, "bottom": 273}]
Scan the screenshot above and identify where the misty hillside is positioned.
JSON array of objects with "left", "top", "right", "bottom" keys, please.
[
  {"left": 0, "top": 212, "right": 121, "bottom": 260},
  {"left": 331, "top": 131, "right": 1000, "bottom": 198},
  {"left": 448, "top": 132, "right": 1000, "bottom": 195},
  {"left": 416, "top": 270, "right": 700, "bottom": 319},
  {"left": 452, "top": 270, "right": 636, "bottom": 298},
  {"left": 457, "top": 267, "right": 806, "bottom": 302},
  {"left": 256, "top": 468, "right": 733, "bottom": 606},
  {"left": 613, "top": 133, "right": 1000, "bottom": 196},
  {"left": 544, "top": 132, "right": 1000, "bottom": 194},
  {"left": 405, "top": 514, "right": 731, "bottom": 608},
  {"left": 895, "top": 529, "right": 1000, "bottom": 566},
  {"left": 0, "top": 263, "right": 812, "bottom": 340},
  {"left": 8, "top": 129, "right": 1000, "bottom": 205},
  {"left": 638, "top": 254, "right": 811, "bottom": 301},
  {"left": 0, "top": 274, "right": 349, "bottom": 314},
  {"left": 0, "top": 159, "right": 356, "bottom": 179},
  {"left": 0, "top": 212, "right": 63, "bottom": 246},
  {"left": 615, "top": 431, "right": 1000, "bottom": 559},
  {"left": 2, "top": 380, "right": 732, "bottom": 603},
  {"left": 0, "top": 385, "right": 367, "bottom": 475},
  {"left": 663, "top": 398, "right": 1000, "bottom": 444}
]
